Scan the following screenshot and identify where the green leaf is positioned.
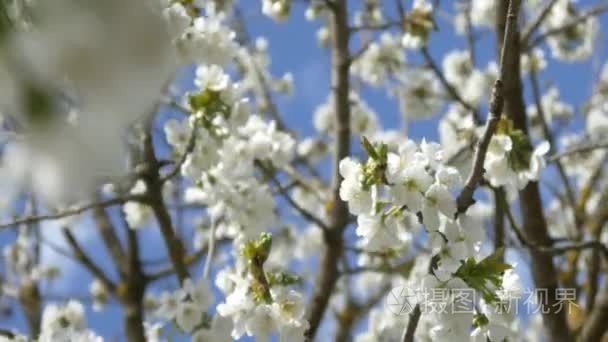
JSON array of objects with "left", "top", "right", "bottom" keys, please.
[
  {"left": 454, "top": 248, "right": 512, "bottom": 304},
  {"left": 361, "top": 136, "right": 379, "bottom": 160}
]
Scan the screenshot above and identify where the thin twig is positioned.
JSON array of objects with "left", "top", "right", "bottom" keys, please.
[
  {"left": 521, "top": 0, "right": 559, "bottom": 44},
  {"left": 501, "top": 194, "right": 608, "bottom": 261},
  {"left": 463, "top": 0, "right": 476, "bottom": 65},
  {"left": 0, "top": 195, "right": 144, "bottom": 230},
  {"left": 260, "top": 162, "right": 330, "bottom": 231},
  {"left": 141, "top": 115, "right": 190, "bottom": 285},
  {"left": 526, "top": 2, "right": 608, "bottom": 50},
  {"left": 548, "top": 140, "right": 608, "bottom": 162},
  {"left": 529, "top": 70, "right": 576, "bottom": 210},
  {"left": 455, "top": 0, "right": 521, "bottom": 214},
  {"left": 145, "top": 239, "right": 230, "bottom": 282},
  {"left": 420, "top": 47, "right": 482, "bottom": 124},
  {"left": 160, "top": 126, "right": 197, "bottom": 183},
  {"left": 63, "top": 229, "right": 116, "bottom": 293}
]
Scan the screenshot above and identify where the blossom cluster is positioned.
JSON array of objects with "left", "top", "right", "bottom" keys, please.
[{"left": 339, "top": 137, "right": 524, "bottom": 341}]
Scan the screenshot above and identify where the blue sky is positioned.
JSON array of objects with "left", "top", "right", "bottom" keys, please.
[{"left": 1, "top": 0, "right": 608, "bottom": 340}]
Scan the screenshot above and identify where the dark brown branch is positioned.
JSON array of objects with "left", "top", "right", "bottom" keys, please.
[
  {"left": 585, "top": 201, "right": 608, "bottom": 312},
  {"left": 400, "top": 2, "right": 521, "bottom": 339},
  {"left": 455, "top": 80, "right": 503, "bottom": 214},
  {"left": 121, "top": 219, "right": 147, "bottom": 342},
  {"left": 401, "top": 304, "right": 421, "bottom": 342},
  {"left": 580, "top": 277, "right": 608, "bottom": 341},
  {"left": 493, "top": 188, "right": 505, "bottom": 260},
  {"left": 305, "top": 0, "right": 351, "bottom": 339},
  {"left": 495, "top": 0, "right": 571, "bottom": 338},
  {"left": 141, "top": 116, "right": 190, "bottom": 285},
  {"left": 455, "top": 0, "right": 526, "bottom": 215},
  {"left": 19, "top": 196, "right": 42, "bottom": 337}
]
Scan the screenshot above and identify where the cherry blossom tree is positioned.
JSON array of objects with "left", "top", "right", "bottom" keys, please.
[{"left": 1, "top": 0, "right": 608, "bottom": 341}]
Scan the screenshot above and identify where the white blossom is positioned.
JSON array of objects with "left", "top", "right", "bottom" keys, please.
[
  {"left": 262, "top": 0, "right": 291, "bottom": 21},
  {"left": 123, "top": 180, "right": 152, "bottom": 229},
  {"left": 339, "top": 157, "right": 374, "bottom": 215},
  {"left": 351, "top": 33, "right": 405, "bottom": 87}
]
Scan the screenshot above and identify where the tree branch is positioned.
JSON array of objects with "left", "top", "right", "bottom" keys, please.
[
  {"left": 92, "top": 198, "right": 129, "bottom": 276},
  {"left": 305, "top": 0, "right": 351, "bottom": 338},
  {"left": 420, "top": 47, "right": 482, "bottom": 124},
  {"left": 548, "top": 140, "right": 608, "bottom": 162},
  {"left": 529, "top": 70, "right": 576, "bottom": 211},
  {"left": 521, "top": 0, "right": 559, "bottom": 44},
  {"left": 501, "top": 194, "right": 608, "bottom": 264},
  {"left": 401, "top": 304, "right": 421, "bottom": 342},
  {"left": 526, "top": 2, "right": 608, "bottom": 50},
  {"left": 495, "top": 0, "right": 571, "bottom": 338},
  {"left": 455, "top": 80, "right": 503, "bottom": 214},
  {"left": 63, "top": 229, "right": 116, "bottom": 293},
  {"left": 0, "top": 195, "right": 143, "bottom": 230},
  {"left": 141, "top": 116, "right": 190, "bottom": 285},
  {"left": 258, "top": 161, "right": 330, "bottom": 231},
  {"left": 580, "top": 277, "right": 608, "bottom": 341}
]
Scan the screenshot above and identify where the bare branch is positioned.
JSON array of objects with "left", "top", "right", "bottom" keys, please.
[
  {"left": 420, "top": 47, "right": 482, "bottom": 124},
  {"left": 456, "top": 0, "right": 524, "bottom": 215},
  {"left": 580, "top": 286, "right": 608, "bottom": 341},
  {"left": 305, "top": 0, "right": 351, "bottom": 338},
  {"left": 258, "top": 161, "right": 330, "bottom": 231},
  {"left": 548, "top": 140, "right": 608, "bottom": 162},
  {"left": 463, "top": 0, "right": 476, "bottom": 65},
  {"left": 526, "top": 2, "right": 608, "bottom": 50},
  {"left": 496, "top": 0, "right": 571, "bottom": 337},
  {"left": 141, "top": 116, "right": 190, "bottom": 285},
  {"left": 92, "top": 198, "right": 129, "bottom": 276},
  {"left": 529, "top": 70, "right": 576, "bottom": 210},
  {"left": 455, "top": 80, "right": 503, "bottom": 214},
  {"left": 503, "top": 198, "right": 608, "bottom": 260},
  {"left": 160, "top": 127, "right": 197, "bottom": 183},
  {"left": 145, "top": 238, "right": 231, "bottom": 282},
  {"left": 401, "top": 304, "right": 421, "bottom": 342},
  {"left": 0, "top": 195, "right": 144, "bottom": 230},
  {"left": 63, "top": 229, "right": 116, "bottom": 293},
  {"left": 521, "top": 0, "right": 559, "bottom": 44}
]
